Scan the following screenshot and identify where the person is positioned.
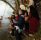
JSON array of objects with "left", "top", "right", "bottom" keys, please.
[
  {"left": 24, "top": 10, "right": 29, "bottom": 35},
  {"left": 29, "top": 5, "right": 40, "bottom": 35},
  {"left": 10, "top": 14, "right": 15, "bottom": 36},
  {"left": 11, "top": 14, "right": 19, "bottom": 36},
  {"left": 15, "top": 13, "right": 19, "bottom": 22},
  {"left": 17, "top": 8, "right": 25, "bottom": 29},
  {"left": 15, "top": 8, "right": 25, "bottom": 40}
]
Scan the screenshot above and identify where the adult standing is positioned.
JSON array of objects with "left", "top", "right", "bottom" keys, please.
[{"left": 29, "top": 5, "right": 40, "bottom": 34}]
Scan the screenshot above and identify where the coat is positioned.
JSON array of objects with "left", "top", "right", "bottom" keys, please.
[
  {"left": 29, "top": 17, "right": 39, "bottom": 34},
  {"left": 17, "top": 15, "right": 25, "bottom": 29}
]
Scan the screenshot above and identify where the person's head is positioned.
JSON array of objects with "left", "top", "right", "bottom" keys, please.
[
  {"left": 15, "top": 13, "right": 19, "bottom": 17},
  {"left": 19, "top": 4, "right": 26, "bottom": 15},
  {"left": 11, "top": 14, "right": 15, "bottom": 19},
  {"left": 19, "top": 8, "right": 27, "bottom": 15}
]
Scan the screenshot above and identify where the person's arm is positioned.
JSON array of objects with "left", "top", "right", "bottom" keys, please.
[{"left": 25, "top": 16, "right": 28, "bottom": 21}]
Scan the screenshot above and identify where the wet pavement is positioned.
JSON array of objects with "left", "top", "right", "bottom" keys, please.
[
  {"left": 0, "top": 29, "right": 8, "bottom": 40},
  {"left": 0, "top": 23, "right": 9, "bottom": 40},
  {"left": 0, "top": 22, "right": 41, "bottom": 40},
  {"left": 0, "top": 18, "right": 10, "bottom": 40}
]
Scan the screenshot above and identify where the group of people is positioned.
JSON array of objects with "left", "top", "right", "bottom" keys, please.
[{"left": 8, "top": 0, "right": 40, "bottom": 40}]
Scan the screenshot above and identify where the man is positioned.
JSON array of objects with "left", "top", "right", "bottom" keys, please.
[{"left": 15, "top": 8, "right": 25, "bottom": 40}]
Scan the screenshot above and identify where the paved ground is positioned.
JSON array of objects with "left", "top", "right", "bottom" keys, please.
[
  {"left": 0, "top": 29, "right": 8, "bottom": 40},
  {"left": 0, "top": 21, "right": 41, "bottom": 40}
]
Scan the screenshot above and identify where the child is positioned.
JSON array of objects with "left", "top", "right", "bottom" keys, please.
[
  {"left": 9, "top": 14, "right": 15, "bottom": 36},
  {"left": 24, "top": 11, "right": 29, "bottom": 35}
]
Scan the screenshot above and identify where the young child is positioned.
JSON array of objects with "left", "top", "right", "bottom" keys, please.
[
  {"left": 8, "top": 14, "right": 15, "bottom": 36},
  {"left": 24, "top": 10, "right": 29, "bottom": 35}
]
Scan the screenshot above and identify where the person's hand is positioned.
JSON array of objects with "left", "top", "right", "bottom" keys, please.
[
  {"left": 25, "top": 17, "right": 29, "bottom": 21},
  {"left": 18, "top": 29, "right": 23, "bottom": 33},
  {"left": 14, "top": 26, "right": 19, "bottom": 30}
]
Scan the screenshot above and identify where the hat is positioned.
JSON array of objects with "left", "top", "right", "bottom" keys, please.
[{"left": 20, "top": 4, "right": 26, "bottom": 10}]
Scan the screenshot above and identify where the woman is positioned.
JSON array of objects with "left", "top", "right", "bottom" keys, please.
[{"left": 29, "top": 5, "right": 40, "bottom": 34}]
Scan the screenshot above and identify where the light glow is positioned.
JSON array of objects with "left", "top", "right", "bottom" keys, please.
[{"left": 0, "top": 1, "right": 13, "bottom": 17}]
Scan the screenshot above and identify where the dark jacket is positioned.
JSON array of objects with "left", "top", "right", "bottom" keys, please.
[{"left": 17, "top": 15, "right": 25, "bottom": 29}]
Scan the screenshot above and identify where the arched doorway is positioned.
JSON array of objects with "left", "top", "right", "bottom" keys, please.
[{"left": 0, "top": 1, "right": 13, "bottom": 29}]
